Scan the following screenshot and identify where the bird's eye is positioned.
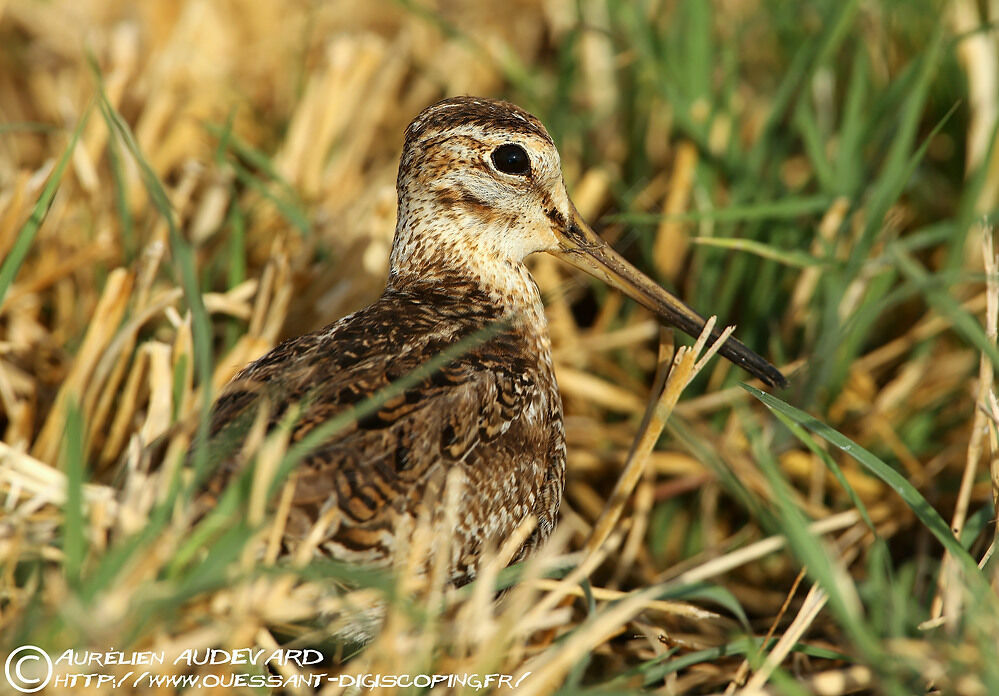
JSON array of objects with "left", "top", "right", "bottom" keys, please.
[{"left": 491, "top": 143, "right": 531, "bottom": 176}]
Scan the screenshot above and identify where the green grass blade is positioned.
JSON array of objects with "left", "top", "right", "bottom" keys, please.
[
  {"left": 0, "top": 121, "right": 60, "bottom": 135},
  {"left": 171, "top": 353, "right": 188, "bottom": 425},
  {"left": 793, "top": 96, "right": 837, "bottom": 192},
  {"left": 229, "top": 158, "right": 310, "bottom": 236},
  {"left": 835, "top": 48, "right": 870, "bottom": 194},
  {"left": 892, "top": 246, "right": 999, "bottom": 369},
  {"left": 849, "top": 28, "right": 946, "bottom": 270},
  {"left": 596, "top": 634, "right": 847, "bottom": 691},
  {"left": 106, "top": 125, "right": 135, "bottom": 263},
  {"left": 767, "top": 408, "right": 875, "bottom": 532},
  {"left": 663, "top": 582, "right": 752, "bottom": 634},
  {"left": 89, "top": 59, "right": 216, "bottom": 480},
  {"left": 0, "top": 104, "right": 92, "bottom": 306},
  {"left": 609, "top": 194, "right": 834, "bottom": 225},
  {"left": 678, "top": 0, "right": 712, "bottom": 101},
  {"left": 746, "top": 421, "right": 879, "bottom": 655},
  {"left": 747, "top": 0, "right": 860, "bottom": 173},
  {"left": 203, "top": 120, "right": 298, "bottom": 195},
  {"left": 690, "top": 236, "right": 826, "bottom": 268},
  {"left": 62, "top": 400, "right": 87, "bottom": 588},
  {"left": 961, "top": 504, "right": 994, "bottom": 549},
  {"left": 743, "top": 385, "right": 992, "bottom": 594},
  {"left": 669, "top": 419, "right": 777, "bottom": 529}
]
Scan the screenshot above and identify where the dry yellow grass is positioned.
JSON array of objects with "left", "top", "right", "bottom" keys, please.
[{"left": 2, "top": 1, "right": 999, "bottom": 695}]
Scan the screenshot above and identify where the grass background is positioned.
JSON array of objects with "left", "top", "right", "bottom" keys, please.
[{"left": 1, "top": 0, "right": 998, "bottom": 694}]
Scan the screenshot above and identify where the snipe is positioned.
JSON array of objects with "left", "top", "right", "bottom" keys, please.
[{"left": 200, "top": 96, "right": 786, "bottom": 585}]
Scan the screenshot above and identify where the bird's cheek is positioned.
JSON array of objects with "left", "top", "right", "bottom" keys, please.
[{"left": 522, "top": 216, "right": 561, "bottom": 255}]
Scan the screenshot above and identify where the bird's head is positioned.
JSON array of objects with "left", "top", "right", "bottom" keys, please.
[{"left": 390, "top": 96, "right": 786, "bottom": 388}]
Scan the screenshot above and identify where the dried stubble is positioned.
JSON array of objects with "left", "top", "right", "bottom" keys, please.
[{"left": 2, "top": 1, "right": 999, "bottom": 694}]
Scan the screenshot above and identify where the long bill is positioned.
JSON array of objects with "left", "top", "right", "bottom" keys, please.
[{"left": 549, "top": 206, "right": 787, "bottom": 389}]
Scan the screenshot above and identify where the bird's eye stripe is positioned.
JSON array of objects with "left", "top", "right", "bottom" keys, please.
[{"left": 491, "top": 143, "right": 531, "bottom": 176}]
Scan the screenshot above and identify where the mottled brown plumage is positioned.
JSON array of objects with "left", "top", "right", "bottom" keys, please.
[{"left": 200, "top": 96, "right": 785, "bottom": 586}]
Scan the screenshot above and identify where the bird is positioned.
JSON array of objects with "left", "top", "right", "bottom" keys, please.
[{"left": 197, "top": 96, "right": 786, "bottom": 587}]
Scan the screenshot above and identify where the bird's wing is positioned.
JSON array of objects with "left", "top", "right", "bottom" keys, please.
[{"left": 198, "top": 294, "right": 550, "bottom": 565}]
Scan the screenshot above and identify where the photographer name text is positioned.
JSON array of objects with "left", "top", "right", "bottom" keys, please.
[{"left": 54, "top": 648, "right": 322, "bottom": 668}]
